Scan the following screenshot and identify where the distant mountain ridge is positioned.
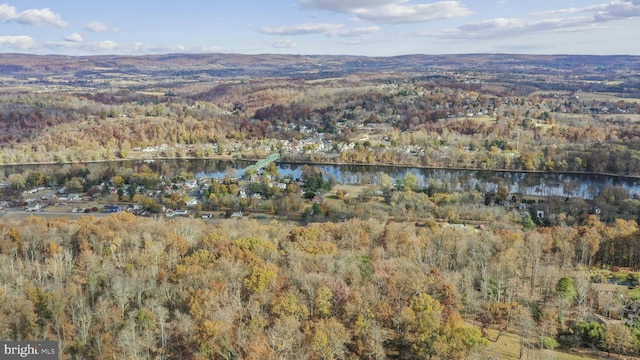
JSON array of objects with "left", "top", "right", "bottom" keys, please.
[{"left": 1, "top": 53, "right": 639, "bottom": 79}]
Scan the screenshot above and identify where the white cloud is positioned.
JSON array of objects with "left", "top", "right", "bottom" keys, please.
[
  {"left": 458, "top": 17, "right": 524, "bottom": 32},
  {"left": 261, "top": 23, "right": 379, "bottom": 37},
  {"left": 47, "top": 40, "right": 120, "bottom": 52},
  {"left": 530, "top": 1, "right": 640, "bottom": 21},
  {"left": 64, "top": 32, "right": 83, "bottom": 43},
  {"left": 261, "top": 23, "right": 344, "bottom": 35},
  {"left": 45, "top": 40, "right": 196, "bottom": 54},
  {"left": 298, "top": 0, "right": 399, "bottom": 12},
  {"left": 353, "top": 1, "right": 472, "bottom": 24},
  {"left": 530, "top": 5, "right": 607, "bottom": 17},
  {"left": 594, "top": 1, "right": 640, "bottom": 21},
  {"left": 428, "top": 1, "right": 640, "bottom": 41},
  {"left": 296, "top": 0, "right": 471, "bottom": 23},
  {"left": 0, "top": 3, "right": 67, "bottom": 27},
  {"left": 85, "top": 21, "right": 111, "bottom": 32},
  {"left": 266, "top": 39, "right": 298, "bottom": 48},
  {"left": 0, "top": 35, "right": 36, "bottom": 49},
  {"left": 430, "top": 16, "right": 593, "bottom": 40}
]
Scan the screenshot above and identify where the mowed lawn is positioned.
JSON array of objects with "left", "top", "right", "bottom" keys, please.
[{"left": 574, "top": 92, "right": 640, "bottom": 104}]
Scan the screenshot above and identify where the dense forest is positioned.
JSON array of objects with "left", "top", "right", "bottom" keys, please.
[{"left": 1, "top": 208, "right": 639, "bottom": 359}]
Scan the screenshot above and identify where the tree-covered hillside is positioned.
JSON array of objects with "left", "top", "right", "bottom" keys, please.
[{"left": 1, "top": 207, "right": 640, "bottom": 358}]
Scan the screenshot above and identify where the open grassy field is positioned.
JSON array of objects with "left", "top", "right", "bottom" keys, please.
[
  {"left": 575, "top": 92, "right": 640, "bottom": 104},
  {"left": 136, "top": 90, "right": 167, "bottom": 96},
  {"left": 448, "top": 115, "right": 497, "bottom": 123},
  {"left": 530, "top": 90, "right": 573, "bottom": 97},
  {"left": 477, "top": 327, "right": 635, "bottom": 360},
  {"left": 555, "top": 112, "right": 640, "bottom": 123}
]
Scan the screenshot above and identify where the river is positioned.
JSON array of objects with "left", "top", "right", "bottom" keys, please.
[{"left": 2, "top": 159, "right": 640, "bottom": 199}]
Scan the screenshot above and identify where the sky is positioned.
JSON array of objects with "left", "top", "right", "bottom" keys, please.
[{"left": 1, "top": 0, "right": 639, "bottom": 56}]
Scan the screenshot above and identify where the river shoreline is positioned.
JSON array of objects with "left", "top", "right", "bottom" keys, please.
[
  {"left": 2, "top": 154, "right": 640, "bottom": 182},
  {"left": 2, "top": 156, "right": 639, "bottom": 199}
]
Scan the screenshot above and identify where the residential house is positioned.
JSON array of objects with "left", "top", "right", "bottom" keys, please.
[
  {"left": 186, "top": 198, "right": 199, "bottom": 207},
  {"left": 25, "top": 202, "right": 42, "bottom": 212},
  {"left": 41, "top": 191, "right": 56, "bottom": 201},
  {"left": 590, "top": 283, "right": 629, "bottom": 315}
]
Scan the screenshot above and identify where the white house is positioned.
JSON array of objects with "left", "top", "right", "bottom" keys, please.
[{"left": 186, "top": 198, "right": 199, "bottom": 207}]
